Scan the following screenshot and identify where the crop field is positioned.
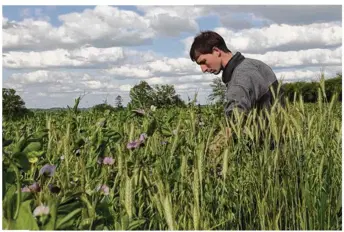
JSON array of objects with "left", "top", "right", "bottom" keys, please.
[{"left": 2, "top": 89, "right": 342, "bottom": 230}]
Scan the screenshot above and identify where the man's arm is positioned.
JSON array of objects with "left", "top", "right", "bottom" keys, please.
[{"left": 224, "top": 84, "right": 255, "bottom": 118}]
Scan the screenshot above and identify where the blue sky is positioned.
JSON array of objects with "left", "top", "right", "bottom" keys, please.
[
  {"left": 2, "top": 5, "right": 342, "bottom": 108},
  {"left": 2, "top": 6, "right": 221, "bottom": 58}
]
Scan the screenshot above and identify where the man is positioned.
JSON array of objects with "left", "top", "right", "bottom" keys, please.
[{"left": 190, "top": 30, "right": 284, "bottom": 118}]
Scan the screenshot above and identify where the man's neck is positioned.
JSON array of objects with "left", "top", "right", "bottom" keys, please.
[{"left": 221, "top": 52, "right": 233, "bottom": 69}]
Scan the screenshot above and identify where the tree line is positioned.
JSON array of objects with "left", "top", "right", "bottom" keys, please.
[
  {"left": 2, "top": 73, "right": 342, "bottom": 120},
  {"left": 208, "top": 73, "right": 342, "bottom": 105}
]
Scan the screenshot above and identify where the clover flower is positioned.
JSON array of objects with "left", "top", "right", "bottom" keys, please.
[
  {"left": 150, "top": 105, "right": 156, "bottom": 112},
  {"left": 103, "top": 157, "right": 114, "bottom": 165},
  {"left": 33, "top": 204, "right": 50, "bottom": 217},
  {"left": 97, "top": 184, "right": 110, "bottom": 195}
]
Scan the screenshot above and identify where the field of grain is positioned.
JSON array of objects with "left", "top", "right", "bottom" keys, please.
[{"left": 2, "top": 89, "right": 342, "bottom": 230}]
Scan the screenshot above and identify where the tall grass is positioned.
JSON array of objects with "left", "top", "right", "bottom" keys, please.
[{"left": 2, "top": 86, "right": 341, "bottom": 230}]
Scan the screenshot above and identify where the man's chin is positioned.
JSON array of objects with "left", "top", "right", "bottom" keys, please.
[{"left": 214, "top": 70, "right": 221, "bottom": 75}]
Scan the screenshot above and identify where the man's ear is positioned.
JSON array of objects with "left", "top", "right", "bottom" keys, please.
[{"left": 212, "top": 47, "right": 221, "bottom": 57}]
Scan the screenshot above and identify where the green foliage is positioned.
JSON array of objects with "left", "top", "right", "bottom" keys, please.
[
  {"left": 2, "top": 88, "right": 32, "bottom": 120},
  {"left": 129, "top": 81, "right": 156, "bottom": 108},
  {"left": 208, "top": 77, "right": 227, "bottom": 105},
  {"left": 282, "top": 74, "right": 342, "bottom": 102},
  {"left": 2, "top": 84, "right": 341, "bottom": 230},
  {"left": 207, "top": 75, "right": 342, "bottom": 106},
  {"left": 92, "top": 103, "right": 116, "bottom": 112},
  {"left": 129, "top": 81, "right": 185, "bottom": 109},
  {"left": 115, "top": 95, "right": 124, "bottom": 109},
  {"left": 154, "top": 84, "right": 185, "bottom": 108}
]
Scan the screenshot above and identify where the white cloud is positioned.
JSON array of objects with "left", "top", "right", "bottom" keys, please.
[
  {"left": 137, "top": 6, "right": 203, "bottom": 36},
  {"left": 104, "top": 57, "right": 200, "bottom": 79},
  {"left": 119, "top": 84, "right": 133, "bottom": 92},
  {"left": 149, "top": 14, "right": 198, "bottom": 37},
  {"left": 275, "top": 69, "right": 338, "bottom": 82},
  {"left": 3, "top": 46, "right": 125, "bottom": 68},
  {"left": 10, "top": 70, "right": 60, "bottom": 84},
  {"left": 203, "top": 5, "right": 341, "bottom": 29},
  {"left": 244, "top": 46, "right": 342, "bottom": 68},
  {"left": 37, "top": 92, "right": 47, "bottom": 96},
  {"left": 184, "top": 22, "right": 342, "bottom": 54},
  {"left": 106, "top": 65, "right": 152, "bottom": 78},
  {"left": 215, "top": 23, "right": 342, "bottom": 53},
  {"left": 3, "top": 6, "right": 154, "bottom": 51}
]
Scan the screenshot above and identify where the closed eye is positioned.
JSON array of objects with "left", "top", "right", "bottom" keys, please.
[{"left": 198, "top": 60, "right": 206, "bottom": 65}]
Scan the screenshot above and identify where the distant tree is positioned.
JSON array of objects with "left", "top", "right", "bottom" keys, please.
[
  {"left": 115, "top": 95, "right": 123, "bottom": 109},
  {"left": 282, "top": 74, "right": 342, "bottom": 103},
  {"left": 2, "top": 88, "right": 32, "bottom": 120},
  {"left": 324, "top": 73, "right": 342, "bottom": 101},
  {"left": 129, "top": 81, "right": 185, "bottom": 109},
  {"left": 92, "top": 103, "right": 115, "bottom": 112},
  {"left": 154, "top": 84, "right": 185, "bottom": 108},
  {"left": 208, "top": 77, "right": 227, "bottom": 105},
  {"left": 129, "top": 81, "right": 156, "bottom": 108}
]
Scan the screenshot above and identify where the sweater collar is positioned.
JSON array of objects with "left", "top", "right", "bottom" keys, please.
[{"left": 221, "top": 52, "right": 245, "bottom": 84}]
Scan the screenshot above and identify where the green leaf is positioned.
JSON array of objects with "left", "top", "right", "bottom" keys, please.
[
  {"left": 56, "top": 208, "right": 82, "bottom": 229},
  {"left": 128, "top": 219, "right": 146, "bottom": 230},
  {"left": 33, "top": 130, "right": 48, "bottom": 139},
  {"left": 13, "top": 154, "right": 30, "bottom": 172},
  {"left": 11, "top": 200, "right": 39, "bottom": 230},
  {"left": 13, "top": 136, "right": 28, "bottom": 153},
  {"left": 2, "top": 217, "right": 9, "bottom": 229},
  {"left": 3, "top": 184, "right": 16, "bottom": 219},
  {"left": 22, "top": 141, "right": 42, "bottom": 153},
  {"left": 147, "top": 118, "right": 157, "bottom": 136},
  {"left": 121, "top": 215, "right": 129, "bottom": 230},
  {"left": 107, "top": 131, "right": 121, "bottom": 143},
  {"left": 161, "top": 125, "right": 172, "bottom": 137},
  {"left": 3, "top": 139, "right": 13, "bottom": 147}
]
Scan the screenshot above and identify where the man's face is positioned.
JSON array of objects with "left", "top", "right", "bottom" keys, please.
[{"left": 195, "top": 50, "right": 222, "bottom": 75}]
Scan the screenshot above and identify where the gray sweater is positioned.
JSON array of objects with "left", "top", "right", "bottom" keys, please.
[{"left": 222, "top": 53, "right": 281, "bottom": 117}]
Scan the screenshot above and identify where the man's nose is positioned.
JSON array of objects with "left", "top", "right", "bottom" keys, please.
[{"left": 201, "top": 65, "right": 208, "bottom": 73}]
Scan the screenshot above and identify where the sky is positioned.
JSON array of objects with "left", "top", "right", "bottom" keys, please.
[{"left": 1, "top": 4, "right": 343, "bottom": 109}]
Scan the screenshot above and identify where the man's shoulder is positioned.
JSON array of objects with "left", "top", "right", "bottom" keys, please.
[
  {"left": 238, "top": 57, "right": 269, "bottom": 68},
  {"left": 235, "top": 57, "right": 275, "bottom": 76},
  {"left": 230, "top": 57, "right": 277, "bottom": 88}
]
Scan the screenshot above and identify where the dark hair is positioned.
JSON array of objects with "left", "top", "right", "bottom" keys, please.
[{"left": 189, "top": 30, "right": 231, "bottom": 61}]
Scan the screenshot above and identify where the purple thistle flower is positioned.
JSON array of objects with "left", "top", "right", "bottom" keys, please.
[
  {"left": 103, "top": 157, "right": 114, "bottom": 165},
  {"left": 127, "top": 140, "right": 140, "bottom": 150},
  {"left": 39, "top": 164, "right": 56, "bottom": 177},
  {"left": 33, "top": 204, "right": 50, "bottom": 217}
]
